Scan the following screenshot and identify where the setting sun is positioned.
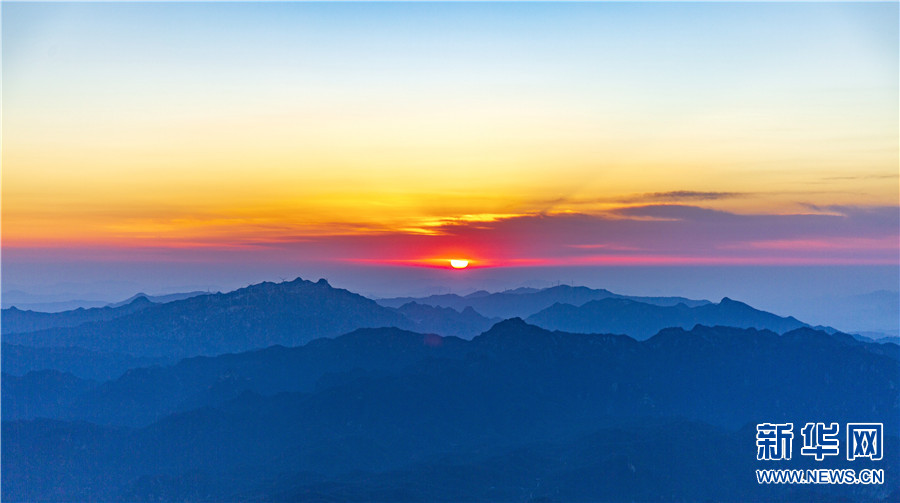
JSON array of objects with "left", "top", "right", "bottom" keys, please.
[{"left": 450, "top": 259, "right": 469, "bottom": 269}]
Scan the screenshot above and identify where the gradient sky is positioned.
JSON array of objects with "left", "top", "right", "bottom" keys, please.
[{"left": 2, "top": 2, "right": 898, "bottom": 310}]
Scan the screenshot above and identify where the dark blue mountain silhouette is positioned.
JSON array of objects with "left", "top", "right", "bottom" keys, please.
[
  {"left": 1, "top": 296, "right": 156, "bottom": 335},
  {"left": 3, "top": 279, "right": 513, "bottom": 369},
  {"left": 105, "top": 291, "right": 209, "bottom": 308},
  {"left": 0, "top": 278, "right": 853, "bottom": 389},
  {"left": 394, "top": 301, "right": 499, "bottom": 338},
  {"left": 526, "top": 296, "right": 807, "bottom": 339},
  {"left": 1, "top": 370, "right": 96, "bottom": 420},
  {"left": 7, "top": 320, "right": 894, "bottom": 429},
  {"left": 10, "top": 327, "right": 466, "bottom": 426},
  {"left": 377, "top": 284, "right": 710, "bottom": 318},
  {"left": 3, "top": 278, "right": 415, "bottom": 359},
  {"left": 3, "top": 321, "right": 896, "bottom": 501},
  {"left": 1, "top": 291, "right": 210, "bottom": 335},
  {"left": 0, "top": 342, "right": 167, "bottom": 381}
]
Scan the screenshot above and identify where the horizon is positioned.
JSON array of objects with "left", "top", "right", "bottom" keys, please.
[
  {"left": 3, "top": 2, "right": 898, "bottom": 302},
  {"left": 3, "top": 266, "right": 898, "bottom": 337},
  {"left": 2, "top": 3, "right": 898, "bottom": 330}
]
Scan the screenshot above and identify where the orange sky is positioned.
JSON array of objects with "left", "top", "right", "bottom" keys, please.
[{"left": 2, "top": 2, "right": 898, "bottom": 269}]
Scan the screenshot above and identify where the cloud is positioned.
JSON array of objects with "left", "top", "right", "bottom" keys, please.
[
  {"left": 821, "top": 174, "right": 899, "bottom": 181},
  {"left": 618, "top": 191, "right": 748, "bottom": 203},
  {"left": 298, "top": 204, "right": 899, "bottom": 266},
  {"left": 532, "top": 190, "right": 749, "bottom": 213},
  {"left": 5, "top": 205, "right": 897, "bottom": 267}
]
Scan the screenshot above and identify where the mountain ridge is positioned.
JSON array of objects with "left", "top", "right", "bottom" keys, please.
[
  {"left": 2, "top": 296, "right": 157, "bottom": 335},
  {"left": 3, "top": 278, "right": 414, "bottom": 359},
  {"left": 377, "top": 284, "right": 711, "bottom": 318},
  {"left": 526, "top": 296, "right": 808, "bottom": 339},
  {"left": 6, "top": 319, "right": 895, "bottom": 428},
  {"left": 3, "top": 320, "right": 896, "bottom": 502},
  {"left": 3, "top": 277, "right": 855, "bottom": 379}
]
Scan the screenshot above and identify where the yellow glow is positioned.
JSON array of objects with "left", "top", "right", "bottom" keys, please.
[
  {"left": 450, "top": 259, "right": 469, "bottom": 269},
  {"left": 2, "top": 4, "right": 897, "bottom": 250}
]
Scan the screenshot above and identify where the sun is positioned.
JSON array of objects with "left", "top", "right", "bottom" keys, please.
[{"left": 449, "top": 259, "right": 469, "bottom": 269}]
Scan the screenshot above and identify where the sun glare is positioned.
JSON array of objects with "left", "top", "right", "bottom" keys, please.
[{"left": 449, "top": 259, "right": 469, "bottom": 269}]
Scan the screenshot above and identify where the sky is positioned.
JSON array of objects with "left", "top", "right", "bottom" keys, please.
[{"left": 2, "top": 2, "right": 898, "bottom": 328}]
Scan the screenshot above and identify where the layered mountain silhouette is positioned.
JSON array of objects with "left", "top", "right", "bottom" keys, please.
[
  {"left": 0, "top": 343, "right": 166, "bottom": 381},
  {"left": 393, "top": 301, "right": 498, "bottom": 338},
  {"left": 3, "top": 320, "right": 897, "bottom": 502},
  {"left": 4, "top": 278, "right": 821, "bottom": 372},
  {"left": 1, "top": 291, "right": 210, "bottom": 333},
  {"left": 1, "top": 296, "right": 158, "bottom": 335},
  {"left": 0, "top": 279, "right": 722, "bottom": 378},
  {"left": 378, "top": 284, "right": 710, "bottom": 318},
  {"left": 4, "top": 278, "right": 895, "bottom": 502},
  {"left": 3, "top": 278, "right": 414, "bottom": 359},
  {"left": 526, "top": 296, "right": 807, "bottom": 339},
  {"left": 105, "top": 291, "right": 209, "bottom": 308},
  {"left": 1, "top": 370, "right": 96, "bottom": 420},
  {"left": 6, "top": 327, "right": 468, "bottom": 426}
]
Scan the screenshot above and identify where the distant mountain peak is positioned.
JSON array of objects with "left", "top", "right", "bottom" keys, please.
[
  {"left": 527, "top": 295, "right": 807, "bottom": 340},
  {"left": 495, "top": 317, "right": 529, "bottom": 328},
  {"left": 106, "top": 290, "right": 210, "bottom": 309},
  {"left": 647, "top": 326, "right": 690, "bottom": 342},
  {"left": 497, "top": 286, "right": 546, "bottom": 295},
  {"left": 478, "top": 316, "right": 524, "bottom": 333},
  {"left": 5, "top": 276, "right": 412, "bottom": 358},
  {"left": 376, "top": 283, "right": 709, "bottom": 319},
  {"left": 781, "top": 326, "right": 859, "bottom": 346},
  {"left": 647, "top": 325, "right": 777, "bottom": 348},
  {"left": 475, "top": 318, "right": 549, "bottom": 343}
]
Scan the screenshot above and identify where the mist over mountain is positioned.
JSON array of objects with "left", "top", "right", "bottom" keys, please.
[
  {"left": 106, "top": 291, "right": 209, "bottom": 308},
  {"left": 0, "top": 343, "right": 167, "bottom": 381},
  {"left": 3, "top": 278, "right": 895, "bottom": 502},
  {"left": 2, "top": 297, "right": 157, "bottom": 335},
  {"left": 3, "top": 320, "right": 897, "bottom": 502},
  {"left": 377, "top": 284, "right": 710, "bottom": 319},
  {"left": 0, "top": 289, "right": 112, "bottom": 313},
  {"left": 526, "top": 296, "right": 808, "bottom": 339},
  {"left": 3, "top": 279, "right": 738, "bottom": 372},
  {"left": 4, "top": 278, "right": 414, "bottom": 359},
  {"left": 6, "top": 327, "right": 468, "bottom": 427},
  {"left": 1, "top": 370, "right": 97, "bottom": 420},
  {"left": 394, "top": 302, "right": 499, "bottom": 338},
  {"left": 1, "top": 289, "right": 209, "bottom": 314}
]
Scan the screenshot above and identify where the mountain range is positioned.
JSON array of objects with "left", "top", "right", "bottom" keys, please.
[
  {"left": 3, "top": 278, "right": 413, "bottom": 359},
  {"left": 2, "top": 296, "right": 158, "bottom": 335},
  {"left": 4, "top": 320, "right": 897, "bottom": 502},
  {"left": 1, "top": 290, "right": 209, "bottom": 313},
  {"left": 526, "top": 296, "right": 807, "bottom": 339},
  {"left": 377, "top": 284, "right": 710, "bottom": 318},
  {"left": 3, "top": 277, "right": 898, "bottom": 502},
  {"left": 2, "top": 278, "right": 842, "bottom": 382}
]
